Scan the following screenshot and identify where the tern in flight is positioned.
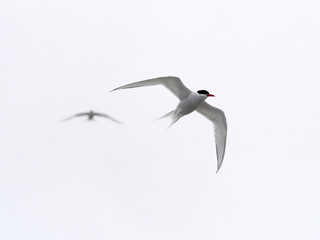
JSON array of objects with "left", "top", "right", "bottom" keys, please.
[
  {"left": 61, "top": 110, "right": 123, "bottom": 124},
  {"left": 111, "top": 76, "right": 227, "bottom": 172}
]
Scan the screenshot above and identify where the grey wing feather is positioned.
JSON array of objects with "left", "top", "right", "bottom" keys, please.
[
  {"left": 60, "top": 112, "right": 89, "bottom": 121},
  {"left": 111, "top": 76, "right": 192, "bottom": 100},
  {"left": 196, "top": 102, "right": 227, "bottom": 173},
  {"left": 93, "top": 112, "right": 123, "bottom": 124}
]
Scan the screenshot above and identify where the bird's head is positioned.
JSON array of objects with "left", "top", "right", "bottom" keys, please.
[{"left": 197, "top": 90, "right": 215, "bottom": 97}]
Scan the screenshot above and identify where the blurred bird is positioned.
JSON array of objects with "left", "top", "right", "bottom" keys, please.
[
  {"left": 111, "top": 76, "right": 227, "bottom": 172},
  {"left": 61, "top": 110, "right": 123, "bottom": 124}
]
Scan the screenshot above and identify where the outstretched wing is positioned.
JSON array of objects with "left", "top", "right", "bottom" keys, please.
[
  {"left": 93, "top": 112, "right": 123, "bottom": 124},
  {"left": 196, "top": 102, "right": 227, "bottom": 173},
  {"left": 111, "top": 76, "right": 192, "bottom": 100},
  {"left": 60, "top": 112, "right": 89, "bottom": 122}
]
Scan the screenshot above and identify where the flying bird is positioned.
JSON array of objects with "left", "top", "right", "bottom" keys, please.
[
  {"left": 111, "top": 76, "right": 227, "bottom": 172},
  {"left": 61, "top": 110, "right": 123, "bottom": 124}
]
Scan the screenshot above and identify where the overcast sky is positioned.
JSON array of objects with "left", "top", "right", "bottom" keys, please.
[{"left": 1, "top": 0, "right": 320, "bottom": 239}]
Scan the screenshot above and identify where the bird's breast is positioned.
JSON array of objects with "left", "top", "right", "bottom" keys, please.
[{"left": 175, "top": 93, "right": 206, "bottom": 116}]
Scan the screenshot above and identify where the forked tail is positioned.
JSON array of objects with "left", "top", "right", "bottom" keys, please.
[
  {"left": 154, "top": 110, "right": 174, "bottom": 120},
  {"left": 167, "top": 118, "right": 179, "bottom": 130},
  {"left": 152, "top": 110, "right": 179, "bottom": 130}
]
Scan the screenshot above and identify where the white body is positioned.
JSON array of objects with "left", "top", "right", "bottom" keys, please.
[{"left": 175, "top": 91, "right": 207, "bottom": 117}]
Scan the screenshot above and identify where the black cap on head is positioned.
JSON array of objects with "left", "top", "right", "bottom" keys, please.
[{"left": 197, "top": 90, "right": 209, "bottom": 95}]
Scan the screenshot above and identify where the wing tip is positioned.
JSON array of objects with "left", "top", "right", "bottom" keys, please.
[
  {"left": 110, "top": 86, "right": 125, "bottom": 92},
  {"left": 215, "top": 152, "right": 224, "bottom": 173},
  {"left": 60, "top": 117, "right": 72, "bottom": 122},
  {"left": 115, "top": 120, "right": 124, "bottom": 125}
]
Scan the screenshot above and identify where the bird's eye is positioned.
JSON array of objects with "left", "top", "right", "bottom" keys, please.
[{"left": 197, "top": 90, "right": 209, "bottom": 95}]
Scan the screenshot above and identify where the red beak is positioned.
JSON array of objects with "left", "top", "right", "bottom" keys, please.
[{"left": 207, "top": 94, "right": 215, "bottom": 97}]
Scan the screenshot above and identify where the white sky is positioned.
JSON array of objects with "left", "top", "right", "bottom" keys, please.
[{"left": 1, "top": 0, "right": 320, "bottom": 239}]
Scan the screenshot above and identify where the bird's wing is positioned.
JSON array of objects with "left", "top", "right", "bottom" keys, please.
[
  {"left": 93, "top": 112, "right": 123, "bottom": 124},
  {"left": 60, "top": 112, "right": 88, "bottom": 121},
  {"left": 196, "top": 101, "right": 227, "bottom": 172},
  {"left": 111, "top": 76, "right": 192, "bottom": 100}
]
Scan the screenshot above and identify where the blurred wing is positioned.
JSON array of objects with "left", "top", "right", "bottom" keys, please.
[
  {"left": 196, "top": 102, "right": 227, "bottom": 173},
  {"left": 60, "top": 112, "right": 88, "bottom": 121},
  {"left": 111, "top": 76, "right": 192, "bottom": 100},
  {"left": 93, "top": 112, "right": 123, "bottom": 124}
]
